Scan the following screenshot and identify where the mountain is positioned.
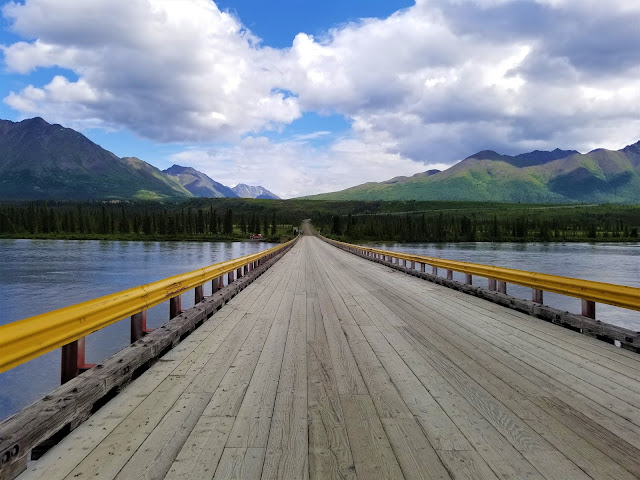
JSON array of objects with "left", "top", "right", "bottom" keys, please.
[
  {"left": 303, "top": 144, "right": 640, "bottom": 203},
  {"left": 163, "top": 164, "right": 238, "bottom": 198},
  {"left": 0, "top": 117, "right": 191, "bottom": 200},
  {"left": 232, "top": 184, "right": 280, "bottom": 200}
]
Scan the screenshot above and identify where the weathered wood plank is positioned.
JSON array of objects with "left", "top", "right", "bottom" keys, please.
[
  {"left": 165, "top": 416, "right": 234, "bottom": 480},
  {"left": 340, "top": 394, "right": 404, "bottom": 479},
  {"left": 214, "top": 447, "right": 265, "bottom": 480},
  {"left": 262, "top": 293, "right": 309, "bottom": 480}
]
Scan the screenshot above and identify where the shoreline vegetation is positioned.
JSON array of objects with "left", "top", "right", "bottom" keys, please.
[{"left": 1, "top": 198, "right": 639, "bottom": 244}]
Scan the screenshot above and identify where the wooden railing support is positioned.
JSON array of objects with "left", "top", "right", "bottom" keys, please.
[
  {"left": 532, "top": 288, "right": 544, "bottom": 304},
  {"left": 465, "top": 274, "right": 473, "bottom": 285},
  {"left": 236, "top": 267, "right": 242, "bottom": 279},
  {"left": 169, "top": 296, "right": 182, "bottom": 319},
  {"left": 195, "top": 285, "right": 204, "bottom": 304},
  {"left": 432, "top": 266, "right": 438, "bottom": 276},
  {"left": 488, "top": 279, "right": 497, "bottom": 291},
  {"left": 411, "top": 261, "right": 415, "bottom": 270},
  {"left": 531, "top": 288, "right": 544, "bottom": 305},
  {"left": 61, "top": 337, "right": 95, "bottom": 384},
  {"left": 498, "top": 281, "right": 507, "bottom": 294},
  {"left": 228, "top": 271, "right": 234, "bottom": 285},
  {"left": 131, "top": 311, "right": 153, "bottom": 343},
  {"left": 582, "top": 300, "right": 596, "bottom": 319},
  {"left": 447, "top": 270, "right": 453, "bottom": 280}
]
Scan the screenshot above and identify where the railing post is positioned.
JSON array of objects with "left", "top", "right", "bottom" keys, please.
[
  {"left": 498, "top": 281, "right": 507, "bottom": 294},
  {"left": 447, "top": 270, "right": 453, "bottom": 280},
  {"left": 195, "top": 284, "right": 204, "bottom": 304},
  {"left": 582, "top": 299, "right": 596, "bottom": 319},
  {"left": 170, "top": 295, "right": 182, "bottom": 319},
  {"left": 61, "top": 341, "right": 79, "bottom": 384},
  {"left": 465, "top": 274, "right": 472, "bottom": 285},
  {"left": 237, "top": 267, "right": 242, "bottom": 279},
  {"left": 488, "top": 279, "right": 497, "bottom": 291},
  {"left": 228, "top": 271, "right": 234, "bottom": 285},
  {"left": 61, "top": 337, "right": 95, "bottom": 384},
  {"left": 532, "top": 289, "right": 544, "bottom": 304},
  {"left": 131, "top": 310, "right": 153, "bottom": 343},
  {"left": 421, "top": 263, "right": 426, "bottom": 273},
  {"left": 432, "top": 266, "right": 437, "bottom": 276},
  {"left": 411, "top": 261, "right": 415, "bottom": 270}
]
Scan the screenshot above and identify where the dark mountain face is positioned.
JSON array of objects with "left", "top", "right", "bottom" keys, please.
[
  {"left": 464, "top": 148, "right": 578, "bottom": 167},
  {"left": 0, "top": 117, "right": 190, "bottom": 200},
  {"left": 162, "top": 164, "right": 238, "bottom": 198},
  {"left": 509, "top": 148, "right": 579, "bottom": 167}
]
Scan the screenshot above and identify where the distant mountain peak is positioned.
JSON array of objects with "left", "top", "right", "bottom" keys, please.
[
  {"left": 232, "top": 183, "right": 280, "bottom": 200},
  {"left": 465, "top": 150, "right": 504, "bottom": 161},
  {"left": 162, "top": 164, "right": 237, "bottom": 198}
]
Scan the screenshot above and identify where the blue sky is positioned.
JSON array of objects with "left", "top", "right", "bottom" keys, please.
[{"left": 1, "top": 0, "right": 639, "bottom": 197}]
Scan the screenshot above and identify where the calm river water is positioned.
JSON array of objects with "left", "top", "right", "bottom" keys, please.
[
  {"left": 0, "top": 239, "right": 277, "bottom": 420},
  {"left": 1, "top": 239, "right": 639, "bottom": 420}
]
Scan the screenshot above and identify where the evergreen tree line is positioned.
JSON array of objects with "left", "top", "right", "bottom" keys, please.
[
  {"left": 319, "top": 210, "right": 640, "bottom": 242},
  {"left": 0, "top": 203, "right": 283, "bottom": 238}
]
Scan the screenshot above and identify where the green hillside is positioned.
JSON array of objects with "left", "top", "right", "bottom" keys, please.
[
  {"left": 305, "top": 143, "right": 640, "bottom": 203},
  {"left": 0, "top": 118, "right": 192, "bottom": 201}
]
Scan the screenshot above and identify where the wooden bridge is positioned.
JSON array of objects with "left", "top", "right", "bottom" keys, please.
[{"left": 3, "top": 234, "right": 640, "bottom": 479}]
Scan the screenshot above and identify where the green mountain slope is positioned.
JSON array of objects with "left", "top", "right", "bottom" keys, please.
[
  {"left": 304, "top": 143, "right": 640, "bottom": 203},
  {"left": 0, "top": 118, "right": 191, "bottom": 200}
]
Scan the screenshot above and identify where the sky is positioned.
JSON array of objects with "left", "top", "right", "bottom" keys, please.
[{"left": 0, "top": 0, "right": 639, "bottom": 198}]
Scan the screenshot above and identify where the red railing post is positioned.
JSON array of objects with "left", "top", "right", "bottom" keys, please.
[
  {"left": 582, "top": 299, "right": 596, "bottom": 319},
  {"left": 195, "top": 284, "right": 204, "bottom": 304},
  {"left": 170, "top": 295, "right": 182, "bottom": 319},
  {"left": 532, "top": 289, "right": 544, "bottom": 304},
  {"left": 61, "top": 336, "right": 95, "bottom": 384},
  {"left": 131, "top": 310, "right": 153, "bottom": 343}
]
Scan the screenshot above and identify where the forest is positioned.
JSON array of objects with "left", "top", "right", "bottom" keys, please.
[{"left": 1, "top": 198, "right": 639, "bottom": 243}]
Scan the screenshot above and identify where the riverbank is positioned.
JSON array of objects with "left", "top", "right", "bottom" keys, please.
[{"left": 0, "top": 232, "right": 295, "bottom": 243}]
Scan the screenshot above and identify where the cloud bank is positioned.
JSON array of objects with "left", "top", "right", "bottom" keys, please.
[{"left": 2, "top": 0, "right": 640, "bottom": 197}]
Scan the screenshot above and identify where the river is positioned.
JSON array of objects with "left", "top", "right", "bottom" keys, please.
[
  {"left": 0, "top": 239, "right": 277, "bottom": 420},
  {"left": 1, "top": 239, "right": 639, "bottom": 420},
  {"left": 367, "top": 241, "right": 640, "bottom": 331}
]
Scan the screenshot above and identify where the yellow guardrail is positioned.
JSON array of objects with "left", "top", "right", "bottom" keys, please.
[
  {"left": 323, "top": 237, "right": 640, "bottom": 313},
  {"left": 0, "top": 238, "right": 296, "bottom": 374}
]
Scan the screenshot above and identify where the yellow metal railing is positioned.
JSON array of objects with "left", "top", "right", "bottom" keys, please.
[
  {"left": 0, "top": 238, "right": 296, "bottom": 375},
  {"left": 323, "top": 237, "right": 640, "bottom": 314}
]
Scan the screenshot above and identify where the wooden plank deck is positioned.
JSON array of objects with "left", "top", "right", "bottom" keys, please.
[{"left": 17, "top": 235, "right": 640, "bottom": 480}]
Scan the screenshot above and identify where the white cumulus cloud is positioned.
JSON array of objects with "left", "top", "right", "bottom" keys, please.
[{"left": 2, "top": 0, "right": 640, "bottom": 195}]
